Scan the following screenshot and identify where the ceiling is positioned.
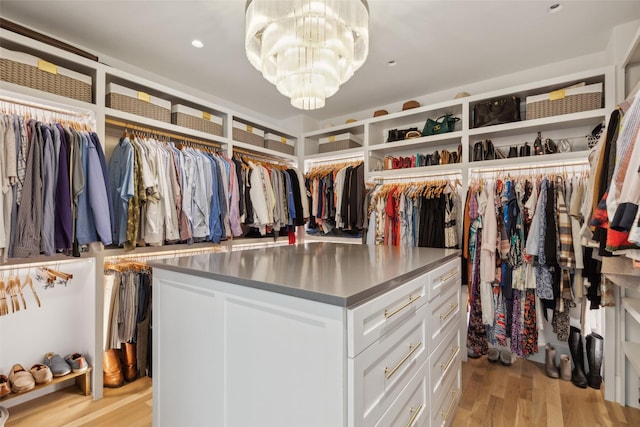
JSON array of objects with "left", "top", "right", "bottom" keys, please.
[{"left": 1, "top": 0, "right": 640, "bottom": 123}]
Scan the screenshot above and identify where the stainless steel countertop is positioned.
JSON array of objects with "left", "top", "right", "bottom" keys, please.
[{"left": 150, "top": 242, "right": 460, "bottom": 307}]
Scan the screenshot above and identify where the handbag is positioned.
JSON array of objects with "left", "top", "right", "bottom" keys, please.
[
  {"left": 422, "top": 114, "right": 460, "bottom": 136},
  {"left": 473, "top": 96, "right": 521, "bottom": 128}
]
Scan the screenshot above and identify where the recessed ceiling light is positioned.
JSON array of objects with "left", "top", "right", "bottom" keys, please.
[
  {"left": 192, "top": 39, "right": 204, "bottom": 48},
  {"left": 388, "top": 60, "right": 397, "bottom": 67},
  {"left": 548, "top": 3, "right": 562, "bottom": 13}
]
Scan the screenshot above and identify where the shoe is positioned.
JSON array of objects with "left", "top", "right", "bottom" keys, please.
[
  {"left": 586, "top": 332, "right": 604, "bottom": 389},
  {"left": 29, "top": 364, "right": 53, "bottom": 384},
  {"left": 65, "top": 353, "right": 88, "bottom": 373},
  {"left": 500, "top": 350, "right": 513, "bottom": 366},
  {"left": 43, "top": 352, "right": 72, "bottom": 377},
  {"left": 0, "top": 406, "right": 8, "bottom": 427},
  {"left": 8, "top": 364, "right": 35, "bottom": 393},
  {"left": 103, "top": 349, "right": 124, "bottom": 388},
  {"left": 487, "top": 348, "right": 500, "bottom": 363},
  {"left": 544, "top": 343, "right": 559, "bottom": 379},
  {"left": 559, "top": 354, "right": 572, "bottom": 381},
  {"left": 568, "top": 326, "right": 588, "bottom": 388},
  {"left": 121, "top": 343, "right": 138, "bottom": 382},
  {"left": 0, "top": 375, "right": 10, "bottom": 398}
]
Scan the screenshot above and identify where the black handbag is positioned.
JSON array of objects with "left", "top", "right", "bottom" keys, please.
[
  {"left": 508, "top": 146, "right": 518, "bottom": 158},
  {"left": 519, "top": 142, "right": 531, "bottom": 157},
  {"left": 422, "top": 114, "right": 459, "bottom": 136},
  {"left": 473, "top": 96, "right": 521, "bottom": 128}
]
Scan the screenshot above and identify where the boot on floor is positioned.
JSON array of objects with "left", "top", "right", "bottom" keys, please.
[
  {"left": 121, "top": 342, "right": 138, "bottom": 382},
  {"left": 568, "top": 326, "right": 588, "bottom": 388},
  {"left": 545, "top": 343, "right": 559, "bottom": 378},
  {"left": 103, "top": 349, "right": 124, "bottom": 388},
  {"left": 586, "top": 332, "right": 604, "bottom": 389},
  {"left": 559, "top": 354, "right": 572, "bottom": 381}
]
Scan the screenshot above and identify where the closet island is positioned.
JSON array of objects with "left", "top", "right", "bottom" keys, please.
[{"left": 150, "top": 242, "right": 461, "bottom": 427}]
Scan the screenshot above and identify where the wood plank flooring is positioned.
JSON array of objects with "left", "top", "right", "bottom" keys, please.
[
  {"left": 452, "top": 356, "right": 640, "bottom": 427},
  {"left": 3, "top": 358, "right": 639, "bottom": 426}
]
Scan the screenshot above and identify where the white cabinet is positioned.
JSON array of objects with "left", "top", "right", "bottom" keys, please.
[{"left": 152, "top": 255, "right": 461, "bottom": 427}]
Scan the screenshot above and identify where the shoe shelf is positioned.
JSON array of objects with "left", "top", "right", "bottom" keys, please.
[
  {"left": 623, "top": 298, "right": 640, "bottom": 325},
  {"left": 368, "top": 131, "right": 463, "bottom": 157},
  {"left": 623, "top": 342, "right": 640, "bottom": 378},
  {"left": 0, "top": 366, "right": 92, "bottom": 402}
]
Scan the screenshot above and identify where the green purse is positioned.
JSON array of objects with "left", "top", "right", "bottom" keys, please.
[{"left": 422, "top": 114, "right": 460, "bottom": 136}]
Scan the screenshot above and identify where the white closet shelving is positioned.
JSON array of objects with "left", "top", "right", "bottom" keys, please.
[
  {"left": 614, "top": 23, "right": 640, "bottom": 410},
  {"left": 302, "top": 67, "right": 613, "bottom": 185}
]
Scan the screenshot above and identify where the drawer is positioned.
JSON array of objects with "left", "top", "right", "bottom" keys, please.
[
  {"left": 428, "top": 283, "right": 460, "bottom": 350},
  {"left": 429, "top": 326, "right": 460, "bottom": 398},
  {"left": 428, "top": 258, "right": 460, "bottom": 302},
  {"left": 348, "top": 272, "right": 428, "bottom": 358},
  {"left": 349, "top": 304, "right": 428, "bottom": 427},
  {"left": 374, "top": 360, "right": 429, "bottom": 427},
  {"left": 430, "top": 355, "right": 461, "bottom": 427}
]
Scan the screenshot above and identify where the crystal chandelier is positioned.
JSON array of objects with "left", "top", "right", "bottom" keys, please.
[{"left": 245, "top": 0, "right": 369, "bottom": 110}]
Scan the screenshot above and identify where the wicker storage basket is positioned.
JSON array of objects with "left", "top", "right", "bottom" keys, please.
[
  {"left": 264, "top": 133, "right": 295, "bottom": 155},
  {"left": 0, "top": 47, "right": 92, "bottom": 103},
  {"left": 525, "top": 82, "right": 602, "bottom": 120},
  {"left": 106, "top": 83, "right": 171, "bottom": 122},
  {"left": 171, "top": 104, "right": 223, "bottom": 136},
  {"left": 319, "top": 133, "right": 362, "bottom": 153},
  {"left": 232, "top": 120, "right": 264, "bottom": 147}
]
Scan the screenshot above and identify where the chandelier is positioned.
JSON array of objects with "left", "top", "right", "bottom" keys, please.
[{"left": 245, "top": 0, "right": 369, "bottom": 110}]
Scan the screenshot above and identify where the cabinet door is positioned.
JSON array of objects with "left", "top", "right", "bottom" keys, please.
[{"left": 153, "top": 270, "right": 346, "bottom": 427}]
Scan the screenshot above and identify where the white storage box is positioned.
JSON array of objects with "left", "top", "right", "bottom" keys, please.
[
  {"left": 172, "top": 104, "right": 223, "bottom": 136},
  {"left": 264, "top": 132, "right": 295, "bottom": 155},
  {"left": 525, "top": 82, "right": 603, "bottom": 120},
  {"left": 319, "top": 133, "right": 362, "bottom": 153},
  {"left": 0, "top": 47, "right": 92, "bottom": 103},
  {"left": 106, "top": 82, "right": 171, "bottom": 122},
  {"left": 232, "top": 120, "right": 264, "bottom": 147}
]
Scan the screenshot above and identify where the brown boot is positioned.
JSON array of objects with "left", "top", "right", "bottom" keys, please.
[
  {"left": 103, "top": 349, "right": 124, "bottom": 388},
  {"left": 121, "top": 342, "right": 138, "bottom": 382},
  {"left": 559, "top": 354, "right": 572, "bottom": 381}
]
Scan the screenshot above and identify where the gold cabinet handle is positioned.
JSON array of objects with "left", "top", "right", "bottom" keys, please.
[
  {"left": 438, "top": 269, "right": 458, "bottom": 283},
  {"left": 384, "top": 342, "right": 422, "bottom": 380},
  {"left": 439, "top": 303, "right": 459, "bottom": 321},
  {"left": 405, "top": 403, "right": 424, "bottom": 427},
  {"left": 384, "top": 294, "right": 421, "bottom": 319},
  {"left": 441, "top": 389, "right": 460, "bottom": 420},
  {"left": 440, "top": 346, "right": 460, "bottom": 372}
]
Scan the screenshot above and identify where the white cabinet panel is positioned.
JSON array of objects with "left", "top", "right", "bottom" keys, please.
[{"left": 348, "top": 273, "right": 428, "bottom": 358}]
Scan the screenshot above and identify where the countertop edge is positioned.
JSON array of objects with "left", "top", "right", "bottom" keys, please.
[{"left": 151, "top": 249, "right": 461, "bottom": 308}]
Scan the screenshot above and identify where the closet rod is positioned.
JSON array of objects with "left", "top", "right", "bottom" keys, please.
[
  {"left": 371, "top": 170, "right": 462, "bottom": 182},
  {"left": 305, "top": 153, "right": 364, "bottom": 166},
  {"left": 105, "top": 118, "right": 223, "bottom": 149},
  {"left": 0, "top": 95, "right": 92, "bottom": 117},
  {"left": 469, "top": 159, "right": 588, "bottom": 175},
  {"left": 233, "top": 147, "right": 294, "bottom": 165}
]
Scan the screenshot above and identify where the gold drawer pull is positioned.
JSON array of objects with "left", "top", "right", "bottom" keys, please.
[
  {"left": 439, "top": 303, "right": 459, "bottom": 321},
  {"left": 438, "top": 269, "right": 458, "bottom": 283},
  {"left": 440, "top": 346, "right": 460, "bottom": 372},
  {"left": 441, "top": 389, "right": 460, "bottom": 421},
  {"left": 384, "top": 342, "right": 422, "bottom": 380},
  {"left": 385, "top": 294, "right": 422, "bottom": 319},
  {"left": 405, "top": 403, "right": 424, "bottom": 427}
]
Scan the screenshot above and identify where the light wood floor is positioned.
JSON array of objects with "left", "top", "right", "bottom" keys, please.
[
  {"left": 3, "top": 359, "right": 640, "bottom": 427},
  {"left": 452, "top": 357, "right": 640, "bottom": 427}
]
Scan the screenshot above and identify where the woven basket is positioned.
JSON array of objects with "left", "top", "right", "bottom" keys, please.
[
  {"left": 526, "top": 83, "right": 602, "bottom": 120},
  {"left": 172, "top": 104, "right": 223, "bottom": 136},
  {"left": 106, "top": 83, "right": 171, "bottom": 122},
  {"left": 232, "top": 120, "right": 264, "bottom": 147},
  {"left": 264, "top": 133, "right": 295, "bottom": 155},
  {"left": 0, "top": 48, "right": 92, "bottom": 103},
  {"left": 318, "top": 133, "right": 362, "bottom": 153}
]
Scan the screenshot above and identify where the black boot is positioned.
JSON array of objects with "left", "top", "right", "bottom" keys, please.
[
  {"left": 568, "top": 326, "right": 588, "bottom": 388},
  {"left": 586, "top": 332, "right": 604, "bottom": 389}
]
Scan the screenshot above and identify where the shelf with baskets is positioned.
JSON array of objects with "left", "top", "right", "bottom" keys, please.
[
  {"left": 1, "top": 29, "right": 98, "bottom": 109},
  {"left": 303, "top": 122, "right": 365, "bottom": 157},
  {"left": 231, "top": 115, "right": 298, "bottom": 159}
]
